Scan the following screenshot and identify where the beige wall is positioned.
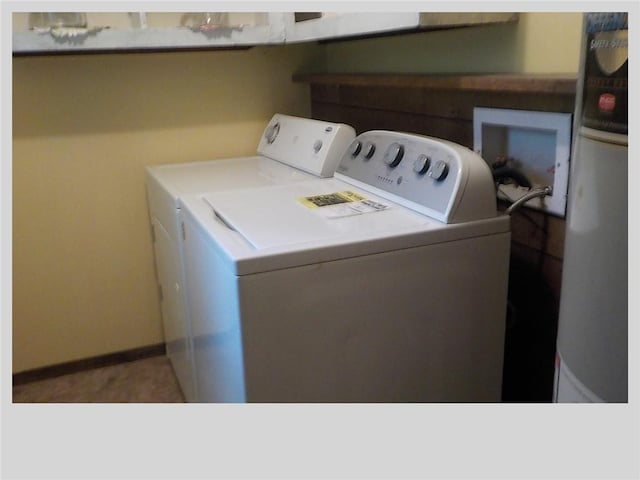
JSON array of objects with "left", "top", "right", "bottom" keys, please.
[
  {"left": 326, "top": 13, "right": 583, "bottom": 74},
  {"left": 12, "top": 45, "right": 323, "bottom": 372},
  {"left": 12, "top": 12, "right": 584, "bottom": 373}
]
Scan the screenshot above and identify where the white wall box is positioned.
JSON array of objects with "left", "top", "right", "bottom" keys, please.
[{"left": 473, "top": 107, "right": 572, "bottom": 217}]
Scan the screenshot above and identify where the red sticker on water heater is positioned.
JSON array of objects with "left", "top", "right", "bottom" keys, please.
[{"left": 598, "top": 93, "right": 616, "bottom": 112}]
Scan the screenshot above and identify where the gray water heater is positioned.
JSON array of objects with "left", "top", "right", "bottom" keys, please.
[{"left": 554, "top": 12, "right": 628, "bottom": 402}]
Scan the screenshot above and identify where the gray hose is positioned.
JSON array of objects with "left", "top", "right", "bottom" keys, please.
[{"left": 505, "top": 186, "right": 553, "bottom": 215}]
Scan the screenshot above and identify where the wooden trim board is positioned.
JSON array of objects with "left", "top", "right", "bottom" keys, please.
[{"left": 13, "top": 344, "right": 167, "bottom": 386}]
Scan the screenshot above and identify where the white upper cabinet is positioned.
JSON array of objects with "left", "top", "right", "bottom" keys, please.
[
  {"left": 12, "top": 12, "right": 286, "bottom": 54},
  {"left": 283, "top": 12, "right": 422, "bottom": 43},
  {"left": 12, "top": 12, "right": 519, "bottom": 54},
  {"left": 283, "top": 12, "right": 519, "bottom": 43}
]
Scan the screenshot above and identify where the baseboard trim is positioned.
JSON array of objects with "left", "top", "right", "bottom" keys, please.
[{"left": 13, "top": 343, "right": 167, "bottom": 386}]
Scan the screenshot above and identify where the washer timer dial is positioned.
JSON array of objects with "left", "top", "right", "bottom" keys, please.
[{"left": 383, "top": 142, "right": 404, "bottom": 168}]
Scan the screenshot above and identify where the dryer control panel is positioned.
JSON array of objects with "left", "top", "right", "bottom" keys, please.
[
  {"left": 335, "top": 131, "right": 497, "bottom": 223},
  {"left": 257, "top": 114, "right": 355, "bottom": 178}
]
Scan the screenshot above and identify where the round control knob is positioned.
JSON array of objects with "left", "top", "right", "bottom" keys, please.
[
  {"left": 313, "top": 139, "right": 323, "bottom": 153},
  {"left": 349, "top": 140, "right": 362, "bottom": 157},
  {"left": 264, "top": 122, "right": 280, "bottom": 144},
  {"left": 413, "top": 154, "right": 431, "bottom": 175},
  {"left": 428, "top": 160, "right": 449, "bottom": 181},
  {"left": 383, "top": 142, "right": 404, "bottom": 168},
  {"left": 362, "top": 142, "right": 376, "bottom": 159}
]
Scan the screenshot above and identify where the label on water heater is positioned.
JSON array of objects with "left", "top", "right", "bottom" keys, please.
[{"left": 581, "top": 13, "right": 628, "bottom": 134}]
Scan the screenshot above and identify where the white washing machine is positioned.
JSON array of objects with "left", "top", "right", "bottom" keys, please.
[
  {"left": 145, "top": 114, "right": 355, "bottom": 402},
  {"left": 180, "top": 130, "right": 511, "bottom": 402}
]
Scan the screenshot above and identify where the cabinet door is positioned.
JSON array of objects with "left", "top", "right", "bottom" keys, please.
[
  {"left": 283, "top": 12, "right": 518, "bottom": 44},
  {"left": 151, "top": 216, "right": 196, "bottom": 402},
  {"left": 12, "top": 12, "right": 287, "bottom": 54},
  {"left": 283, "top": 12, "right": 421, "bottom": 43}
]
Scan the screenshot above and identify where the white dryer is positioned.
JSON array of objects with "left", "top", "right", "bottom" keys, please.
[
  {"left": 180, "top": 130, "right": 511, "bottom": 402},
  {"left": 145, "top": 114, "right": 355, "bottom": 402}
]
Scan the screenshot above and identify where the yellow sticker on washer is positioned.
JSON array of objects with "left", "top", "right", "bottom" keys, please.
[
  {"left": 299, "top": 191, "right": 367, "bottom": 209},
  {"left": 299, "top": 191, "right": 389, "bottom": 218}
]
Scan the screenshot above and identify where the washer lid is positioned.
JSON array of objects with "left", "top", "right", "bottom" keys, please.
[{"left": 202, "top": 179, "right": 431, "bottom": 250}]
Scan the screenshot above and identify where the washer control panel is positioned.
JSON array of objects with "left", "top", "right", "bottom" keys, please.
[{"left": 335, "top": 131, "right": 497, "bottom": 223}]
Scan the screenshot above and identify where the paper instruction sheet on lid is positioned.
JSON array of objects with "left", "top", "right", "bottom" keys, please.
[{"left": 299, "top": 191, "right": 389, "bottom": 218}]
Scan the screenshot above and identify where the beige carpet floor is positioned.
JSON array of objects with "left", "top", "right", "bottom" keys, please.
[{"left": 12, "top": 355, "right": 185, "bottom": 403}]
